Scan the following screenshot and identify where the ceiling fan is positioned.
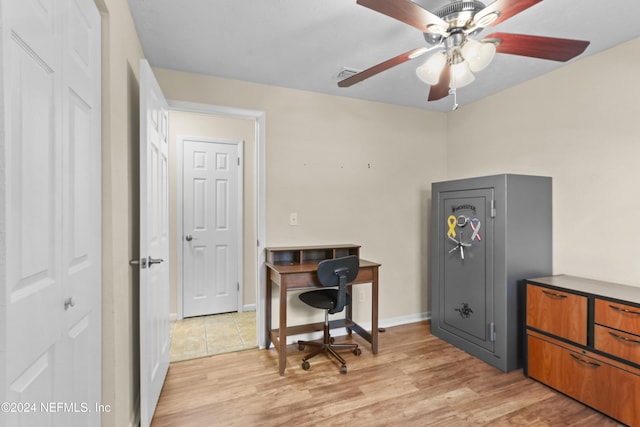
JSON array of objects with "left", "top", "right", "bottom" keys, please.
[{"left": 338, "top": 0, "right": 590, "bottom": 103}]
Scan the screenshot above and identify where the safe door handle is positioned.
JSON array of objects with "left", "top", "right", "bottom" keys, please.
[
  {"left": 609, "top": 331, "right": 640, "bottom": 345},
  {"left": 570, "top": 353, "right": 600, "bottom": 368},
  {"left": 542, "top": 290, "right": 567, "bottom": 299},
  {"left": 609, "top": 305, "right": 640, "bottom": 316}
]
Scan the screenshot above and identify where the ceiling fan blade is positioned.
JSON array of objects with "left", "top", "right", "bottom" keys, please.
[
  {"left": 338, "top": 47, "right": 429, "bottom": 88},
  {"left": 486, "top": 32, "right": 590, "bottom": 62},
  {"left": 357, "top": 0, "right": 449, "bottom": 33},
  {"left": 427, "top": 65, "right": 450, "bottom": 101},
  {"left": 474, "top": 0, "right": 542, "bottom": 27}
]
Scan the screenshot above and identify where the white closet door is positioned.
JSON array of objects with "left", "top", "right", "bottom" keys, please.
[
  {"left": 57, "top": 0, "right": 102, "bottom": 425},
  {"left": 0, "top": 0, "right": 101, "bottom": 425},
  {"left": 2, "top": 1, "right": 64, "bottom": 423}
]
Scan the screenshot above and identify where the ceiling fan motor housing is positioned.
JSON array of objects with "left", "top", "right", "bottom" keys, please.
[
  {"left": 436, "top": 0, "right": 486, "bottom": 28},
  {"left": 424, "top": 0, "right": 486, "bottom": 45}
]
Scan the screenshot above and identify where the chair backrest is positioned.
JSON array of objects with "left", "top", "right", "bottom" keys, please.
[{"left": 316, "top": 255, "right": 359, "bottom": 313}]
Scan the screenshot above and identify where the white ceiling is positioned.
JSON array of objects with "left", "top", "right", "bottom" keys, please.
[{"left": 128, "top": 0, "right": 640, "bottom": 112}]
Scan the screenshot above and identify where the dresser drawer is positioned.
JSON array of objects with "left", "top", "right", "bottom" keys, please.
[
  {"left": 595, "top": 298, "right": 640, "bottom": 336},
  {"left": 528, "top": 334, "right": 640, "bottom": 426},
  {"left": 527, "top": 284, "right": 587, "bottom": 345},
  {"left": 595, "top": 324, "right": 640, "bottom": 365}
]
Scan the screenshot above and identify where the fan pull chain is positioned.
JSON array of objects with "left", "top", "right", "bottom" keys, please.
[{"left": 448, "top": 88, "right": 459, "bottom": 110}]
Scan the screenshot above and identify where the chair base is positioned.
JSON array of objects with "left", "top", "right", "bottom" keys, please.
[{"left": 297, "top": 318, "right": 361, "bottom": 374}]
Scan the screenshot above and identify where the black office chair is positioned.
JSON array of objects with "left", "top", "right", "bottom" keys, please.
[{"left": 297, "top": 255, "right": 362, "bottom": 374}]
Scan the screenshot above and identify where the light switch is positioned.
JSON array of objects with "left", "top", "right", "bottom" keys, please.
[{"left": 289, "top": 212, "right": 298, "bottom": 226}]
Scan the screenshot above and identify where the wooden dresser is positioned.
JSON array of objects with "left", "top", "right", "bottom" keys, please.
[{"left": 524, "top": 275, "right": 640, "bottom": 426}]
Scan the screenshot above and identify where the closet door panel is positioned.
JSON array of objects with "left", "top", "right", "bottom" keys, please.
[{"left": 4, "top": 0, "right": 62, "bottom": 384}]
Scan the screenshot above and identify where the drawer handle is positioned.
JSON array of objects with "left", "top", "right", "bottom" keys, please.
[
  {"left": 609, "top": 331, "right": 640, "bottom": 345},
  {"left": 542, "top": 290, "right": 567, "bottom": 299},
  {"left": 570, "top": 353, "right": 601, "bottom": 368},
  {"left": 609, "top": 304, "right": 640, "bottom": 316}
]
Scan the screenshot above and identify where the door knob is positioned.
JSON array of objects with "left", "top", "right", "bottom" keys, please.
[
  {"left": 64, "top": 297, "right": 76, "bottom": 311},
  {"left": 185, "top": 234, "right": 193, "bottom": 241},
  {"left": 129, "top": 258, "right": 148, "bottom": 268}
]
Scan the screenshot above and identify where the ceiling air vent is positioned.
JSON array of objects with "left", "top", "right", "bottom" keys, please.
[{"left": 335, "top": 67, "right": 361, "bottom": 80}]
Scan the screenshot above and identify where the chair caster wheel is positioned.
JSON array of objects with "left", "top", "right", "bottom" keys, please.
[
  {"left": 298, "top": 343, "right": 305, "bottom": 351},
  {"left": 302, "top": 360, "right": 310, "bottom": 370},
  {"left": 340, "top": 365, "right": 347, "bottom": 374},
  {"left": 354, "top": 348, "right": 362, "bottom": 356}
]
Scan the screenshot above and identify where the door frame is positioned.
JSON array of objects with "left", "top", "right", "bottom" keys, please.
[
  {"left": 168, "top": 100, "right": 267, "bottom": 348},
  {"left": 176, "top": 135, "right": 244, "bottom": 319}
]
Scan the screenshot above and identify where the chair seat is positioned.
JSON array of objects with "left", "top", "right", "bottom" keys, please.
[{"left": 299, "top": 289, "right": 352, "bottom": 311}]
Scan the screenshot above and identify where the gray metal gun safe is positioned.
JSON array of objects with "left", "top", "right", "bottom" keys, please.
[{"left": 430, "top": 174, "right": 552, "bottom": 371}]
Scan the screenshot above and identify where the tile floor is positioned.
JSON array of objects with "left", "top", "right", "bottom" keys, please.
[{"left": 169, "top": 311, "right": 257, "bottom": 363}]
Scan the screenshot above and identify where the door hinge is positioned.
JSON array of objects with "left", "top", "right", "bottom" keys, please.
[
  {"left": 490, "top": 200, "right": 496, "bottom": 218},
  {"left": 489, "top": 322, "right": 497, "bottom": 342},
  {"left": 237, "top": 157, "right": 240, "bottom": 166},
  {"left": 237, "top": 282, "right": 240, "bottom": 291}
]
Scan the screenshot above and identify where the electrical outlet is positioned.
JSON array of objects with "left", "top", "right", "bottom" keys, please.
[{"left": 289, "top": 212, "right": 298, "bottom": 226}]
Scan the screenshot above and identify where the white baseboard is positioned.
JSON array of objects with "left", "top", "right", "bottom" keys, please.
[
  {"left": 170, "top": 305, "right": 256, "bottom": 323},
  {"left": 378, "top": 311, "right": 432, "bottom": 329},
  {"left": 171, "top": 308, "right": 430, "bottom": 349},
  {"left": 279, "top": 311, "right": 432, "bottom": 346}
]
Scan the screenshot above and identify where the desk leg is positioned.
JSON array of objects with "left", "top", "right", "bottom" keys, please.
[
  {"left": 346, "top": 289, "right": 353, "bottom": 335},
  {"left": 278, "top": 280, "right": 288, "bottom": 375},
  {"left": 265, "top": 269, "right": 272, "bottom": 349},
  {"left": 371, "top": 267, "right": 379, "bottom": 354}
]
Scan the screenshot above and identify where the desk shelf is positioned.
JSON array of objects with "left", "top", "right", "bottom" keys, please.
[{"left": 266, "top": 244, "right": 360, "bottom": 265}]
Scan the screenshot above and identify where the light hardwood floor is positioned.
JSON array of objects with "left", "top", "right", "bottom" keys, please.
[{"left": 151, "top": 321, "right": 621, "bottom": 426}]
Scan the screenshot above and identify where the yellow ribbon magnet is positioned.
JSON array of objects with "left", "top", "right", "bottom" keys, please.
[{"left": 447, "top": 215, "right": 457, "bottom": 238}]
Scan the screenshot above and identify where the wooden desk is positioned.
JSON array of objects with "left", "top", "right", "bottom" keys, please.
[{"left": 265, "top": 244, "right": 380, "bottom": 374}]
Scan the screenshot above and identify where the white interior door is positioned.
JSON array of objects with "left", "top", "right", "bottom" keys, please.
[
  {"left": 182, "top": 138, "right": 241, "bottom": 318},
  {"left": 1, "top": 0, "right": 101, "bottom": 425},
  {"left": 139, "top": 60, "right": 170, "bottom": 427}
]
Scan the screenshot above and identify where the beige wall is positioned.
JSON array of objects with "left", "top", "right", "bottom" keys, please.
[
  {"left": 446, "top": 37, "right": 640, "bottom": 287},
  {"left": 168, "top": 111, "right": 258, "bottom": 314},
  {"left": 154, "top": 68, "right": 449, "bottom": 324},
  {"left": 99, "top": 0, "right": 144, "bottom": 426}
]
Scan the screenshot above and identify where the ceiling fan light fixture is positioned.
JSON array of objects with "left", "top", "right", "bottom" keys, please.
[
  {"left": 449, "top": 61, "right": 475, "bottom": 89},
  {"left": 461, "top": 39, "right": 496, "bottom": 72},
  {"left": 416, "top": 52, "right": 446, "bottom": 85}
]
